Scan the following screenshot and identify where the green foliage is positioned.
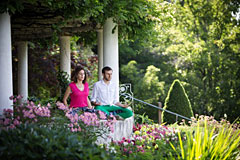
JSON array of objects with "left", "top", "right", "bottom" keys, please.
[
  {"left": 119, "top": 0, "right": 240, "bottom": 122},
  {"left": 134, "top": 152, "right": 153, "bottom": 160},
  {"left": 57, "top": 70, "right": 71, "bottom": 102},
  {"left": 163, "top": 79, "right": 193, "bottom": 124},
  {"left": 0, "top": 124, "right": 115, "bottom": 160},
  {"left": 121, "top": 61, "right": 165, "bottom": 121},
  {"left": 160, "top": 0, "right": 240, "bottom": 121},
  {"left": 28, "top": 96, "right": 58, "bottom": 106},
  {"left": 134, "top": 113, "right": 154, "bottom": 125},
  {"left": 171, "top": 119, "right": 240, "bottom": 160},
  {"left": 1, "top": 0, "right": 168, "bottom": 45}
]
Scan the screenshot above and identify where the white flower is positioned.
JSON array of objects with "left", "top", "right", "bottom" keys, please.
[{"left": 123, "top": 142, "right": 128, "bottom": 146}]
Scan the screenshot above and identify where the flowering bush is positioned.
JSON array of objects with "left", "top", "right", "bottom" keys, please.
[
  {"left": 188, "top": 114, "right": 240, "bottom": 130},
  {"left": 0, "top": 96, "right": 118, "bottom": 159},
  {"left": 0, "top": 95, "right": 51, "bottom": 130},
  {"left": 178, "top": 114, "right": 240, "bottom": 135},
  {"left": 0, "top": 96, "right": 117, "bottom": 137},
  {"left": 56, "top": 101, "right": 117, "bottom": 139},
  {"left": 111, "top": 123, "right": 182, "bottom": 159}
]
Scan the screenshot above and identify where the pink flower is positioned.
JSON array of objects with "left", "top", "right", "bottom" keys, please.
[
  {"left": 9, "top": 95, "right": 14, "bottom": 100},
  {"left": 13, "top": 98, "right": 17, "bottom": 103},
  {"left": 3, "top": 118, "right": 11, "bottom": 125},
  {"left": 99, "top": 111, "right": 107, "bottom": 119},
  {"left": 56, "top": 102, "right": 68, "bottom": 111},
  {"left": 13, "top": 119, "right": 20, "bottom": 126},
  {"left": 17, "top": 95, "right": 23, "bottom": 99},
  {"left": 71, "top": 128, "right": 75, "bottom": 132},
  {"left": 47, "top": 103, "right": 51, "bottom": 108},
  {"left": 4, "top": 108, "right": 13, "bottom": 113}
]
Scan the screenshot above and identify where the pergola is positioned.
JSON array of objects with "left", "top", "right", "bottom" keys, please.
[{"left": 0, "top": 2, "right": 120, "bottom": 115}]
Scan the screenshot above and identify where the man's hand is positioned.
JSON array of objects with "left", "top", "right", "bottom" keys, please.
[
  {"left": 115, "top": 102, "right": 129, "bottom": 108},
  {"left": 121, "top": 104, "right": 129, "bottom": 108}
]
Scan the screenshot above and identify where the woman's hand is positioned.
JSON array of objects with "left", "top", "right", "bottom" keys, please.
[
  {"left": 92, "top": 101, "right": 101, "bottom": 106},
  {"left": 88, "top": 105, "right": 93, "bottom": 109}
]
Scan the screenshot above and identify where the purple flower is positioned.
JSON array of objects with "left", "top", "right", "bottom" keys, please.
[
  {"left": 9, "top": 95, "right": 14, "bottom": 100},
  {"left": 17, "top": 95, "right": 23, "bottom": 99}
]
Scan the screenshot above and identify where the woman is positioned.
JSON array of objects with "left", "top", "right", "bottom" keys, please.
[{"left": 63, "top": 66, "right": 93, "bottom": 114}]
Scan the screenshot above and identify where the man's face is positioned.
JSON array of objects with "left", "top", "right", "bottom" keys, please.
[{"left": 103, "top": 70, "right": 113, "bottom": 81}]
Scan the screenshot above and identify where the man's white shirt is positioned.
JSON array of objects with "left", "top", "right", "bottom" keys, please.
[{"left": 91, "top": 80, "right": 119, "bottom": 106}]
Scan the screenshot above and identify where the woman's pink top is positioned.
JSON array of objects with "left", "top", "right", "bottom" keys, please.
[{"left": 69, "top": 82, "right": 89, "bottom": 108}]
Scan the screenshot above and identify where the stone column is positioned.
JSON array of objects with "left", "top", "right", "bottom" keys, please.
[
  {"left": 97, "top": 29, "right": 103, "bottom": 80},
  {"left": 0, "top": 12, "right": 13, "bottom": 115},
  {"left": 60, "top": 36, "right": 71, "bottom": 77},
  {"left": 17, "top": 41, "right": 28, "bottom": 102},
  {"left": 103, "top": 18, "right": 119, "bottom": 99}
]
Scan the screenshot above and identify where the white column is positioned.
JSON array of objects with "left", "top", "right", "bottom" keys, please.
[
  {"left": 17, "top": 41, "right": 28, "bottom": 102},
  {"left": 0, "top": 12, "right": 13, "bottom": 115},
  {"left": 97, "top": 29, "right": 103, "bottom": 80},
  {"left": 103, "top": 18, "right": 119, "bottom": 87},
  {"left": 60, "top": 36, "right": 71, "bottom": 77}
]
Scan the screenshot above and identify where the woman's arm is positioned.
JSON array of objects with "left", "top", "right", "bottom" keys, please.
[
  {"left": 63, "top": 86, "right": 71, "bottom": 107},
  {"left": 87, "top": 97, "right": 93, "bottom": 109}
]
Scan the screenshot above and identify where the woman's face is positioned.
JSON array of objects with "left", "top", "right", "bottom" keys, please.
[{"left": 77, "top": 70, "right": 85, "bottom": 82}]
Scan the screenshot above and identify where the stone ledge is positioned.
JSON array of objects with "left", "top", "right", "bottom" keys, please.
[{"left": 96, "top": 116, "right": 134, "bottom": 145}]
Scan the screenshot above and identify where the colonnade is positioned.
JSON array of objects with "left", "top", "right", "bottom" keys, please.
[{"left": 0, "top": 12, "right": 119, "bottom": 115}]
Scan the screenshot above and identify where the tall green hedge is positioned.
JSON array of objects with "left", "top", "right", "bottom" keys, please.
[{"left": 162, "top": 79, "right": 193, "bottom": 124}]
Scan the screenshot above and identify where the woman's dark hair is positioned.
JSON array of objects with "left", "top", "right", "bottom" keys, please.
[{"left": 71, "top": 66, "right": 87, "bottom": 83}]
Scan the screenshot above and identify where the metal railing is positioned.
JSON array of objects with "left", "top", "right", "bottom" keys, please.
[{"left": 122, "top": 93, "right": 192, "bottom": 122}]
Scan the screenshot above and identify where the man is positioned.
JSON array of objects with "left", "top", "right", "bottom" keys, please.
[{"left": 91, "top": 66, "right": 133, "bottom": 119}]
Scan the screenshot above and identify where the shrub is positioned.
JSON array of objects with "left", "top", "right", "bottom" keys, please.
[
  {"left": 163, "top": 79, "right": 193, "bottom": 124},
  {"left": 111, "top": 123, "right": 181, "bottom": 159},
  {"left": 0, "top": 96, "right": 118, "bottom": 159},
  {"left": 171, "top": 118, "right": 240, "bottom": 160},
  {"left": 0, "top": 124, "right": 116, "bottom": 160},
  {"left": 134, "top": 113, "right": 154, "bottom": 125},
  {"left": 57, "top": 70, "right": 71, "bottom": 102}
]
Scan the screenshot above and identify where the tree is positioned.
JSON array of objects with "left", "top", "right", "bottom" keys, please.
[
  {"left": 121, "top": 61, "right": 165, "bottom": 121},
  {"left": 0, "top": 0, "right": 167, "bottom": 44},
  {"left": 118, "top": 0, "right": 240, "bottom": 122},
  {"left": 163, "top": 79, "right": 193, "bottom": 124}
]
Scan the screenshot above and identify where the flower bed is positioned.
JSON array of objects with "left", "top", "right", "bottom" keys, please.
[{"left": 1, "top": 96, "right": 240, "bottom": 160}]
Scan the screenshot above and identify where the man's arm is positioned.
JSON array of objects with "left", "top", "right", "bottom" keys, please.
[
  {"left": 115, "top": 102, "right": 129, "bottom": 108},
  {"left": 91, "top": 83, "right": 101, "bottom": 106},
  {"left": 113, "top": 84, "right": 128, "bottom": 108}
]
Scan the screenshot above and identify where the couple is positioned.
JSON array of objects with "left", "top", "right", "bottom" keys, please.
[{"left": 63, "top": 66, "right": 133, "bottom": 119}]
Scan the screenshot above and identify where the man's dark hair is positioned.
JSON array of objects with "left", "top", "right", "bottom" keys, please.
[{"left": 102, "top": 66, "right": 112, "bottom": 74}]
